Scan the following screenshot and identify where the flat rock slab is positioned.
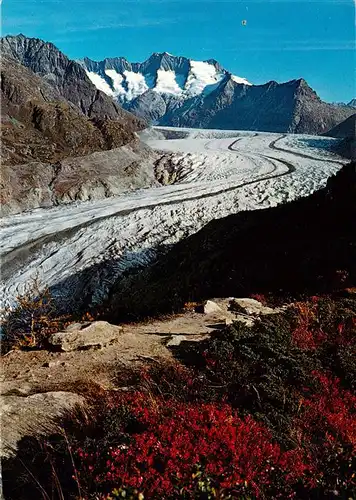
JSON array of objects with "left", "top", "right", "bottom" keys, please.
[
  {"left": 1, "top": 391, "right": 85, "bottom": 457},
  {"left": 49, "top": 321, "right": 123, "bottom": 352}
]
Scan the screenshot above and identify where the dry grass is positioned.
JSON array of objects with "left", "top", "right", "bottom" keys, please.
[{"left": 1, "top": 278, "right": 96, "bottom": 353}]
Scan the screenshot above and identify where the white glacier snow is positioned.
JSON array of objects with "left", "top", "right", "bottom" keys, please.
[
  {"left": 85, "top": 56, "right": 251, "bottom": 102},
  {"left": 104, "top": 69, "right": 126, "bottom": 96},
  {"left": 231, "top": 74, "right": 252, "bottom": 86},
  {"left": 122, "top": 70, "right": 149, "bottom": 101}
]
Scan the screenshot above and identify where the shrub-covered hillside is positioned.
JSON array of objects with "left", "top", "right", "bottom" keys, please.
[{"left": 3, "top": 295, "right": 356, "bottom": 499}]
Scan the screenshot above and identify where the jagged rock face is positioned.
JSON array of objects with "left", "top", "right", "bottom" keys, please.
[
  {"left": 348, "top": 99, "right": 356, "bottom": 108},
  {"left": 126, "top": 91, "right": 185, "bottom": 124},
  {"left": 126, "top": 90, "right": 169, "bottom": 122},
  {"left": 81, "top": 51, "right": 355, "bottom": 134},
  {"left": 83, "top": 52, "right": 195, "bottom": 79},
  {"left": 1, "top": 56, "right": 136, "bottom": 166},
  {"left": 0, "top": 34, "right": 145, "bottom": 131}
]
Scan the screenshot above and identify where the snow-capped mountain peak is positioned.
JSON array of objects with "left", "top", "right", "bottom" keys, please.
[{"left": 82, "top": 52, "right": 251, "bottom": 104}]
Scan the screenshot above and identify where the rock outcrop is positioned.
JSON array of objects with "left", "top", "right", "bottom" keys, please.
[
  {"left": 49, "top": 322, "right": 124, "bottom": 352},
  {"left": 1, "top": 141, "right": 158, "bottom": 215},
  {"left": 1, "top": 391, "right": 85, "bottom": 457}
]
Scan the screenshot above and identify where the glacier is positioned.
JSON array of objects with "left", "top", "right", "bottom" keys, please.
[{"left": 0, "top": 129, "right": 346, "bottom": 312}]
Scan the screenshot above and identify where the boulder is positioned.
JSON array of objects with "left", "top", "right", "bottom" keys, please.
[
  {"left": 203, "top": 300, "right": 223, "bottom": 315},
  {"left": 229, "top": 298, "right": 277, "bottom": 316},
  {"left": 228, "top": 315, "right": 255, "bottom": 328},
  {"left": 49, "top": 321, "right": 123, "bottom": 352},
  {"left": 167, "top": 335, "right": 187, "bottom": 347}
]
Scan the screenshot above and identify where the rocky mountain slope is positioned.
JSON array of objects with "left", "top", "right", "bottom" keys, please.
[
  {"left": 1, "top": 56, "right": 137, "bottom": 166},
  {"left": 81, "top": 52, "right": 354, "bottom": 134},
  {"left": 1, "top": 34, "right": 145, "bottom": 131},
  {"left": 326, "top": 113, "right": 356, "bottom": 139},
  {"left": 160, "top": 77, "right": 355, "bottom": 134},
  {"left": 326, "top": 113, "right": 356, "bottom": 160},
  {"left": 1, "top": 142, "right": 158, "bottom": 216},
  {"left": 0, "top": 37, "right": 160, "bottom": 215},
  {"left": 107, "top": 162, "right": 356, "bottom": 319}
]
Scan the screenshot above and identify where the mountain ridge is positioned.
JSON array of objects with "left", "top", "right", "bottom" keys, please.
[
  {"left": 81, "top": 51, "right": 251, "bottom": 110},
  {"left": 1, "top": 33, "right": 145, "bottom": 131}
]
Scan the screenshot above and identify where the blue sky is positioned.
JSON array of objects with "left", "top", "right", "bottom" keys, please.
[{"left": 2, "top": 0, "right": 355, "bottom": 103}]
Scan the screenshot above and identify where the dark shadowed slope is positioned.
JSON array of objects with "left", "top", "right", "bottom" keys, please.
[
  {"left": 107, "top": 162, "right": 356, "bottom": 319},
  {"left": 326, "top": 114, "right": 356, "bottom": 139},
  {"left": 326, "top": 114, "right": 356, "bottom": 160}
]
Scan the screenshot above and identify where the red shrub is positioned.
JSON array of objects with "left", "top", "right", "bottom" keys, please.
[
  {"left": 299, "top": 372, "right": 356, "bottom": 448},
  {"left": 250, "top": 293, "right": 268, "bottom": 306},
  {"left": 291, "top": 298, "right": 355, "bottom": 350},
  {"left": 76, "top": 396, "right": 312, "bottom": 498},
  {"left": 294, "top": 372, "right": 356, "bottom": 492},
  {"left": 291, "top": 301, "right": 326, "bottom": 350}
]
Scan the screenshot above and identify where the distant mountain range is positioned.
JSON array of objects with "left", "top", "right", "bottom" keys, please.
[
  {"left": 81, "top": 52, "right": 355, "bottom": 135},
  {"left": 1, "top": 34, "right": 355, "bottom": 136}
]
